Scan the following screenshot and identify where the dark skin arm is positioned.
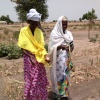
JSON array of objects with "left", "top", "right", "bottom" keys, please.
[
  {"left": 22, "top": 49, "right": 50, "bottom": 63},
  {"left": 22, "top": 49, "right": 35, "bottom": 65},
  {"left": 57, "top": 44, "right": 74, "bottom": 52},
  {"left": 57, "top": 45, "right": 69, "bottom": 50},
  {"left": 57, "top": 45, "right": 67, "bottom": 50},
  {"left": 26, "top": 20, "right": 51, "bottom": 63},
  {"left": 22, "top": 49, "right": 31, "bottom": 57}
]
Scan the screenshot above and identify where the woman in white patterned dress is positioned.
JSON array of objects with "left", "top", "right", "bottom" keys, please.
[{"left": 48, "top": 16, "right": 74, "bottom": 100}]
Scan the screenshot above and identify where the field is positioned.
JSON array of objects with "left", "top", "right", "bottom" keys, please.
[{"left": 0, "top": 21, "right": 100, "bottom": 100}]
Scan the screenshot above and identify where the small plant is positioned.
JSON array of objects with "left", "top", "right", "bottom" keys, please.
[
  {"left": 89, "top": 37, "right": 97, "bottom": 43},
  {"left": 3, "top": 28, "right": 9, "bottom": 35},
  {"left": 95, "top": 33, "right": 99, "bottom": 38},
  {"left": 89, "top": 33, "right": 99, "bottom": 43}
]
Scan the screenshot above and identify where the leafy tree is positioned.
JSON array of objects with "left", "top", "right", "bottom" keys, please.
[
  {"left": 53, "top": 20, "right": 57, "bottom": 22},
  {"left": 0, "top": 15, "right": 13, "bottom": 24},
  {"left": 11, "top": 0, "right": 49, "bottom": 22},
  {"left": 0, "top": 15, "right": 7, "bottom": 21},
  {"left": 81, "top": 8, "right": 97, "bottom": 38}
]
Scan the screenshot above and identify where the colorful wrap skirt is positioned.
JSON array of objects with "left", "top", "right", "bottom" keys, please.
[
  {"left": 23, "top": 51, "right": 49, "bottom": 100},
  {"left": 51, "top": 49, "right": 73, "bottom": 99}
]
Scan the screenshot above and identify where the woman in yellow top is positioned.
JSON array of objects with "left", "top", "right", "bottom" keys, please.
[{"left": 18, "top": 8, "right": 50, "bottom": 100}]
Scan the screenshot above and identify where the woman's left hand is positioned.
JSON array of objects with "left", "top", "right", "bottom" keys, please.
[{"left": 45, "top": 54, "right": 51, "bottom": 63}]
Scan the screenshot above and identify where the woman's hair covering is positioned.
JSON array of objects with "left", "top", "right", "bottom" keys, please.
[
  {"left": 62, "top": 16, "right": 68, "bottom": 21},
  {"left": 27, "top": 9, "right": 42, "bottom": 21}
]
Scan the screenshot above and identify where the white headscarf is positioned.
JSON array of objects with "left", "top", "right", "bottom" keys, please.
[
  {"left": 48, "top": 16, "right": 73, "bottom": 94},
  {"left": 48, "top": 16, "right": 73, "bottom": 53},
  {"left": 27, "top": 8, "right": 42, "bottom": 21}
]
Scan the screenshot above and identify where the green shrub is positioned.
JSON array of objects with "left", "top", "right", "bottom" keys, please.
[
  {"left": 89, "top": 37, "right": 97, "bottom": 43},
  {"left": 7, "top": 43, "right": 22, "bottom": 59},
  {"left": 0, "top": 43, "right": 22, "bottom": 59},
  {"left": 0, "top": 43, "right": 8, "bottom": 57}
]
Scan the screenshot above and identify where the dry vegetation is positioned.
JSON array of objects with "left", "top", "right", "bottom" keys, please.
[{"left": 0, "top": 21, "right": 100, "bottom": 100}]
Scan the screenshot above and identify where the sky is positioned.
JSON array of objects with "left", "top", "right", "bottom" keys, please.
[
  {"left": 0, "top": 0, "right": 100, "bottom": 22},
  {"left": 0, "top": 0, "right": 18, "bottom": 21}
]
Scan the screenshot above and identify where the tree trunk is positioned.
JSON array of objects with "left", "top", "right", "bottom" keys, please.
[
  {"left": 21, "top": 22, "right": 24, "bottom": 27},
  {"left": 88, "top": 22, "right": 91, "bottom": 39}
]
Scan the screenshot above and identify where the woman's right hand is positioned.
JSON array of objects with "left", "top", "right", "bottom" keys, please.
[
  {"left": 61, "top": 45, "right": 67, "bottom": 50},
  {"left": 57, "top": 45, "right": 68, "bottom": 50},
  {"left": 45, "top": 54, "right": 51, "bottom": 63},
  {"left": 30, "top": 56, "right": 35, "bottom": 65}
]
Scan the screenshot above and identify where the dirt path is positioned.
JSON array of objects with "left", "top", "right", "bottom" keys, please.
[{"left": 69, "top": 78, "right": 100, "bottom": 100}]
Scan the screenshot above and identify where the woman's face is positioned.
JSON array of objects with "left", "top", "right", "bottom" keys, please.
[
  {"left": 62, "top": 20, "right": 68, "bottom": 32},
  {"left": 28, "top": 20, "right": 39, "bottom": 29}
]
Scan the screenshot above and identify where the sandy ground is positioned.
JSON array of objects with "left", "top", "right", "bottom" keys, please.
[
  {"left": 69, "top": 30, "right": 100, "bottom": 100},
  {"left": 0, "top": 23, "right": 100, "bottom": 100},
  {"left": 69, "top": 78, "right": 100, "bottom": 100}
]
